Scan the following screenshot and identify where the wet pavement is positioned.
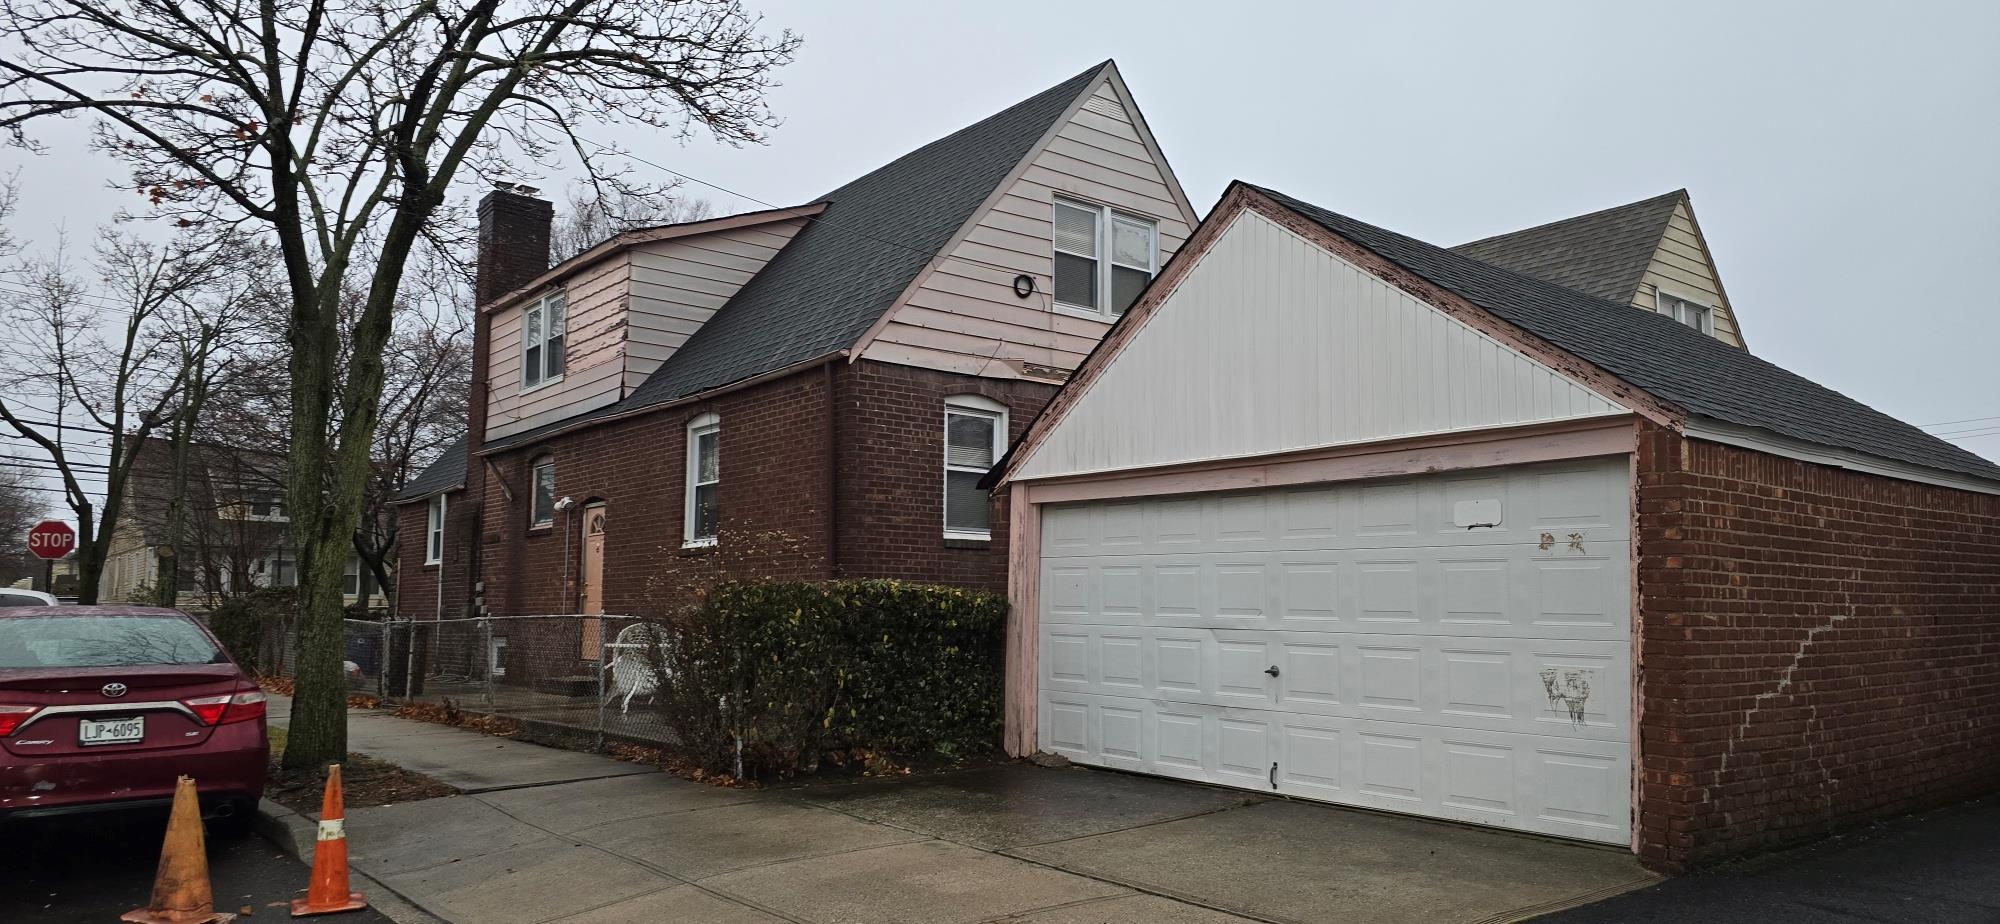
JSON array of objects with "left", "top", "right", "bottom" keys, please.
[{"left": 1536, "top": 794, "right": 2000, "bottom": 923}]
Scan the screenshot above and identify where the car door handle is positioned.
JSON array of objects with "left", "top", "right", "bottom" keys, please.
[{"left": 1264, "top": 665, "right": 1280, "bottom": 678}]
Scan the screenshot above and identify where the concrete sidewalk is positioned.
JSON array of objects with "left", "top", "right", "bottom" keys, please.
[{"left": 263, "top": 698, "right": 1655, "bottom": 924}]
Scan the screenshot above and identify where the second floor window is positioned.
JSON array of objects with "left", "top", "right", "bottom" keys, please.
[
  {"left": 522, "top": 291, "right": 567, "bottom": 389},
  {"left": 1054, "top": 198, "right": 1156, "bottom": 318},
  {"left": 685, "top": 414, "right": 720, "bottom": 546},
  {"left": 530, "top": 457, "right": 556, "bottom": 528}
]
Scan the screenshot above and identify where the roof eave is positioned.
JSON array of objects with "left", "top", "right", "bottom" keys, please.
[
  {"left": 1682, "top": 416, "right": 2000, "bottom": 496},
  {"left": 478, "top": 202, "right": 830, "bottom": 315}
]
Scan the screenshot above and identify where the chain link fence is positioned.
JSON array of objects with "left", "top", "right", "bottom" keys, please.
[{"left": 254, "top": 614, "right": 674, "bottom": 748}]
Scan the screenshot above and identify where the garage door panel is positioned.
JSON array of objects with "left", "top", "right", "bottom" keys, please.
[
  {"left": 1040, "top": 624, "right": 1628, "bottom": 742},
  {"left": 1037, "top": 461, "right": 1629, "bottom": 559},
  {"left": 1037, "top": 457, "right": 1633, "bottom": 845},
  {"left": 1040, "top": 545, "right": 1629, "bottom": 641},
  {"left": 1038, "top": 689, "right": 1631, "bottom": 843}
]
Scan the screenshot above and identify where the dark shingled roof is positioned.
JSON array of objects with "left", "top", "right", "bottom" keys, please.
[
  {"left": 479, "top": 62, "right": 1111, "bottom": 454},
  {"left": 1252, "top": 184, "right": 2000, "bottom": 484},
  {"left": 396, "top": 434, "right": 467, "bottom": 501},
  {"left": 1450, "top": 190, "right": 1682, "bottom": 303}
]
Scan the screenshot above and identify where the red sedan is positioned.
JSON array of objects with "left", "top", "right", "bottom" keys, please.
[{"left": 0, "top": 606, "right": 267, "bottom": 831}]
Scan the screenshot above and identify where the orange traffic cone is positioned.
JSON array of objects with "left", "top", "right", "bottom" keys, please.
[
  {"left": 290, "top": 763, "right": 367, "bottom": 917},
  {"left": 122, "top": 776, "right": 235, "bottom": 924}
]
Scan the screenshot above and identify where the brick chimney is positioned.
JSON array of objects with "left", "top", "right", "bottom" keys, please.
[
  {"left": 465, "top": 188, "right": 551, "bottom": 616},
  {"left": 469, "top": 187, "right": 552, "bottom": 449}
]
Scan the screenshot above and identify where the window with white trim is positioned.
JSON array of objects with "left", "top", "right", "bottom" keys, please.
[
  {"left": 943, "top": 396, "right": 1006, "bottom": 539},
  {"left": 1053, "top": 198, "right": 1156, "bottom": 318},
  {"left": 521, "top": 291, "right": 567, "bottom": 389},
  {"left": 425, "top": 494, "right": 446, "bottom": 565},
  {"left": 1658, "top": 291, "right": 1711, "bottom": 334},
  {"left": 685, "top": 413, "right": 720, "bottom": 546},
  {"left": 529, "top": 457, "right": 556, "bottom": 529}
]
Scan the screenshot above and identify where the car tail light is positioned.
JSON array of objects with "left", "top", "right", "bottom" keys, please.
[
  {"left": 184, "top": 690, "right": 267, "bottom": 726},
  {"left": 0, "top": 704, "right": 36, "bottom": 736}
]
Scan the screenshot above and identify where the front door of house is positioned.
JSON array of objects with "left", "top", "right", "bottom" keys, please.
[{"left": 579, "top": 503, "right": 607, "bottom": 658}]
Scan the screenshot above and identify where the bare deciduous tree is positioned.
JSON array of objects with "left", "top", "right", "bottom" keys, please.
[
  {"left": 552, "top": 186, "right": 716, "bottom": 262},
  {"left": 0, "top": 0, "right": 798, "bottom": 768},
  {"left": 0, "top": 230, "right": 249, "bottom": 602}
]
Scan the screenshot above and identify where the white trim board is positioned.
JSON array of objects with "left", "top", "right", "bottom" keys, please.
[{"left": 1683, "top": 417, "right": 2000, "bottom": 496}]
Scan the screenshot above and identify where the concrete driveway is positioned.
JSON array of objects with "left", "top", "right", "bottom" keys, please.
[{"left": 266, "top": 700, "right": 1656, "bottom": 923}]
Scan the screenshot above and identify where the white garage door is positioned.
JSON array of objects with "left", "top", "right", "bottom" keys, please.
[{"left": 1037, "top": 457, "right": 1632, "bottom": 844}]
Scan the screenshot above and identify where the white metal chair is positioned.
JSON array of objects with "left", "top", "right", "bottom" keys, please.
[{"left": 603, "top": 622, "right": 668, "bottom": 715}]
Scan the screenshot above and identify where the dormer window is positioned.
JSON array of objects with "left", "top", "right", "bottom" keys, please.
[
  {"left": 1658, "top": 291, "right": 1711, "bottom": 335},
  {"left": 1054, "top": 198, "right": 1156, "bottom": 318},
  {"left": 521, "top": 291, "right": 567, "bottom": 389}
]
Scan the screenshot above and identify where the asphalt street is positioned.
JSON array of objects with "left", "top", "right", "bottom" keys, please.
[
  {"left": 0, "top": 805, "right": 396, "bottom": 924},
  {"left": 1538, "top": 794, "right": 2000, "bottom": 923}
]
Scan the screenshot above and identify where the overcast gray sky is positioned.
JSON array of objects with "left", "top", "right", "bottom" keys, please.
[{"left": 4, "top": 0, "right": 1996, "bottom": 484}]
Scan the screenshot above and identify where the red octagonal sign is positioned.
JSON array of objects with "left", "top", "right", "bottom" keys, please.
[{"left": 27, "top": 520, "right": 75, "bottom": 561}]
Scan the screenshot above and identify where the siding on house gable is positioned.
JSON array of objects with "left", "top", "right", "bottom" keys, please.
[
  {"left": 861, "top": 80, "right": 1196, "bottom": 378},
  {"left": 487, "top": 254, "right": 629, "bottom": 440},
  {"left": 624, "top": 217, "right": 809, "bottom": 388},
  {"left": 484, "top": 216, "right": 812, "bottom": 440},
  {"left": 1635, "top": 200, "right": 1744, "bottom": 347},
  {"left": 1014, "top": 209, "right": 1628, "bottom": 481}
]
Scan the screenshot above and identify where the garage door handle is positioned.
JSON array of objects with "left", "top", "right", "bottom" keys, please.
[
  {"left": 1264, "top": 665, "right": 1280, "bottom": 678},
  {"left": 1269, "top": 762, "right": 1279, "bottom": 789}
]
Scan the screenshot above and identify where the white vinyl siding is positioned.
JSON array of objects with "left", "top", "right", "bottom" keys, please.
[
  {"left": 624, "top": 218, "right": 809, "bottom": 387},
  {"left": 521, "top": 291, "right": 567, "bottom": 390},
  {"left": 685, "top": 414, "right": 720, "bottom": 546},
  {"left": 1630, "top": 200, "right": 1744, "bottom": 348},
  {"left": 425, "top": 495, "right": 445, "bottom": 565},
  {"left": 529, "top": 458, "right": 556, "bottom": 529},
  {"left": 944, "top": 397, "right": 1006, "bottom": 538},
  {"left": 1013, "top": 211, "right": 1627, "bottom": 482},
  {"left": 1054, "top": 197, "right": 1155, "bottom": 319}
]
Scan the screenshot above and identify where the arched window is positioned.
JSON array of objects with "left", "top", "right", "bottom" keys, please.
[
  {"left": 943, "top": 396, "right": 1007, "bottom": 539},
  {"left": 528, "top": 455, "right": 556, "bottom": 528},
  {"left": 684, "top": 413, "right": 720, "bottom": 546}
]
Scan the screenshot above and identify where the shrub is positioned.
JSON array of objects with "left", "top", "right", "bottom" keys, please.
[
  {"left": 646, "top": 579, "right": 1006, "bottom": 778},
  {"left": 206, "top": 587, "right": 299, "bottom": 672}
]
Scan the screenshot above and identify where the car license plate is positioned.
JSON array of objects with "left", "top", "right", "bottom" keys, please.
[{"left": 79, "top": 716, "right": 144, "bottom": 746}]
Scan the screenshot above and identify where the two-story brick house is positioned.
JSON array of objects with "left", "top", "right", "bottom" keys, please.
[{"left": 394, "top": 61, "right": 1200, "bottom": 625}]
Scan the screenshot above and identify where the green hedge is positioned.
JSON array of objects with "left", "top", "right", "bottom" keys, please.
[{"left": 644, "top": 579, "right": 1007, "bottom": 778}]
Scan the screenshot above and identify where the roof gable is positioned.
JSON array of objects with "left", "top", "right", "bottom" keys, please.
[
  {"left": 1256, "top": 185, "right": 2000, "bottom": 486},
  {"left": 1009, "top": 206, "right": 1626, "bottom": 482},
  {"left": 1450, "top": 191, "right": 1681, "bottom": 304},
  {"left": 620, "top": 62, "right": 1114, "bottom": 409},
  {"left": 998, "top": 184, "right": 1999, "bottom": 491},
  {"left": 397, "top": 434, "right": 467, "bottom": 501}
]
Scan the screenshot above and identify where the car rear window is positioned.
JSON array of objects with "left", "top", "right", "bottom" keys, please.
[
  {"left": 0, "top": 615, "right": 226, "bottom": 668},
  {"left": 0, "top": 594, "right": 51, "bottom": 607}
]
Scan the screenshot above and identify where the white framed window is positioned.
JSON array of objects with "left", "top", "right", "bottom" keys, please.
[
  {"left": 684, "top": 413, "right": 720, "bottom": 547},
  {"left": 943, "top": 396, "right": 1006, "bottom": 540},
  {"left": 1053, "top": 197, "right": 1157, "bottom": 318},
  {"left": 520, "top": 291, "right": 567, "bottom": 390},
  {"left": 425, "top": 494, "right": 446, "bottom": 565},
  {"left": 529, "top": 456, "right": 556, "bottom": 529},
  {"left": 1657, "top": 290, "right": 1712, "bottom": 334}
]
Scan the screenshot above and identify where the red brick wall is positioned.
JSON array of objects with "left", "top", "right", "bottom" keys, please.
[
  {"left": 478, "top": 367, "right": 834, "bottom": 620},
  {"left": 1636, "top": 423, "right": 2000, "bottom": 870},
  {"left": 394, "top": 490, "right": 476, "bottom": 620},
  {"left": 834, "top": 361, "right": 1058, "bottom": 591}
]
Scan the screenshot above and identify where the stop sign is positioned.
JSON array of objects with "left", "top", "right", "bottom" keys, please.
[{"left": 27, "top": 520, "right": 75, "bottom": 561}]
